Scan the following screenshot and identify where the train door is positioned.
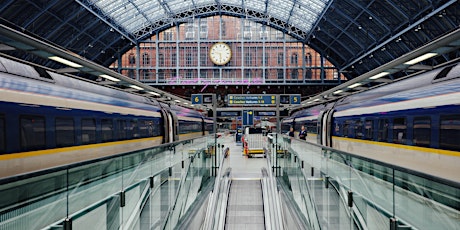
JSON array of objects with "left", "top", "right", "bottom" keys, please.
[
  {"left": 318, "top": 109, "right": 334, "bottom": 147},
  {"left": 167, "top": 110, "right": 179, "bottom": 142},
  {"left": 159, "top": 109, "right": 170, "bottom": 143}
]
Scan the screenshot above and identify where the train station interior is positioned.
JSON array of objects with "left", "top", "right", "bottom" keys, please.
[{"left": 0, "top": 0, "right": 459, "bottom": 229}]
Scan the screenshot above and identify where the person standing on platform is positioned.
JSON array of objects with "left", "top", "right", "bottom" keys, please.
[
  {"left": 299, "top": 125, "right": 307, "bottom": 140},
  {"left": 287, "top": 127, "right": 295, "bottom": 137}
]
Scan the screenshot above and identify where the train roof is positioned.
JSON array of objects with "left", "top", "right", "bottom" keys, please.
[
  {"left": 336, "top": 63, "right": 459, "bottom": 107},
  {"left": 169, "top": 104, "right": 204, "bottom": 119}
]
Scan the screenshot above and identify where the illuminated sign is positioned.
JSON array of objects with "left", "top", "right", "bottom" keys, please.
[
  {"left": 228, "top": 94, "right": 276, "bottom": 105},
  {"left": 280, "top": 94, "right": 301, "bottom": 104},
  {"left": 191, "top": 94, "right": 213, "bottom": 104}
]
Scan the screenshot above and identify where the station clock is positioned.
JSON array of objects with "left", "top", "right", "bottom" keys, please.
[{"left": 209, "top": 42, "right": 232, "bottom": 65}]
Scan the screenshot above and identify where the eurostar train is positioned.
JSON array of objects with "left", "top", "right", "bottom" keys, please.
[
  {"left": 0, "top": 56, "right": 213, "bottom": 178},
  {"left": 283, "top": 63, "right": 460, "bottom": 182}
]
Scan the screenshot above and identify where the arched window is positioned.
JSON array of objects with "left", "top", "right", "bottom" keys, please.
[
  {"left": 291, "top": 53, "right": 298, "bottom": 65},
  {"left": 128, "top": 53, "right": 135, "bottom": 65},
  {"left": 159, "top": 53, "right": 164, "bottom": 66},
  {"left": 142, "top": 53, "right": 150, "bottom": 65}
]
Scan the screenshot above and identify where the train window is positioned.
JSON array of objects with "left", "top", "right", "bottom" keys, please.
[
  {"left": 377, "top": 119, "right": 389, "bottom": 142},
  {"left": 20, "top": 115, "right": 46, "bottom": 151},
  {"left": 101, "top": 119, "right": 113, "bottom": 142},
  {"left": 392, "top": 118, "right": 407, "bottom": 144},
  {"left": 355, "top": 120, "right": 363, "bottom": 139},
  {"left": 138, "top": 120, "right": 155, "bottom": 138},
  {"left": 130, "top": 120, "right": 139, "bottom": 138},
  {"left": 55, "top": 118, "right": 75, "bottom": 147},
  {"left": 0, "top": 115, "right": 5, "bottom": 152},
  {"left": 343, "top": 120, "right": 351, "bottom": 137},
  {"left": 81, "top": 119, "right": 96, "bottom": 144},
  {"left": 117, "top": 120, "right": 127, "bottom": 140},
  {"left": 364, "top": 120, "right": 373, "bottom": 140},
  {"left": 439, "top": 115, "right": 460, "bottom": 151},
  {"left": 413, "top": 117, "right": 431, "bottom": 147},
  {"left": 306, "top": 120, "right": 318, "bottom": 134}
]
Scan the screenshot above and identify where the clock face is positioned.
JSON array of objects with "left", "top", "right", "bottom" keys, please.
[{"left": 209, "top": 42, "right": 232, "bottom": 65}]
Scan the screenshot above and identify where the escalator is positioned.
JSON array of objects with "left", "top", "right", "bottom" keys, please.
[{"left": 225, "top": 179, "right": 265, "bottom": 229}]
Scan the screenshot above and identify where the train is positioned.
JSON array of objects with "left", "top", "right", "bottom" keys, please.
[
  {"left": 282, "top": 62, "right": 460, "bottom": 182},
  {"left": 0, "top": 56, "right": 213, "bottom": 178}
]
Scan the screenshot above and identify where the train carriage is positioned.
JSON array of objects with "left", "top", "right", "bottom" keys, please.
[
  {"left": 288, "top": 63, "right": 460, "bottom": 182},
  {"left": 0, "top": 56, "right": 211, "bottom": 178}
]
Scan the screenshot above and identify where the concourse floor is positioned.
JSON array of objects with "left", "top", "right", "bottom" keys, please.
[{"left": 220, "top": 135, "right": 268, "bottom": 179}]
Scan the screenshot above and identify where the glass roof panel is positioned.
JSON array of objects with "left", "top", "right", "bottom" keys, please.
[
  {"left": 246, "top": 0, "right": 266, "bottom": 12},
  {"left": 267, "top": 1, "right": 292, "bottom": 21},
  {"left": 89, "top": 0, "right": 331, "bottom": 35},
  {"left": 143, "top": 2, "right": 167, "bottom": 22},
  {"left": 225, "top": 0, "right": 242, "bottom": 6}
]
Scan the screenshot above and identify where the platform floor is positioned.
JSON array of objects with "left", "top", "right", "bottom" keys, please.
[{"left": 221, "top": 135, "right": 268, "bottom": 179}]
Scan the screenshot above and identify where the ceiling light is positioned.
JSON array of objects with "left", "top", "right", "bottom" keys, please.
[
  {"left": 49, "top": 56, "right": 82, "bottom": 68},
  {"left": 369, "top": 72, "right": 389, "bottom": 80},
  {"left": 130, "top": 85, "right": 143, "bottom": 90},
  {"left": 348, "top": 83, "right": 362, "bottom": 89},
  {"left": 404, "top": 53, "right": 437, "bottom": 65},
  {"left": 313, "top": 98, "right": 320, "bottom": 102},
  {"left": 184, "top": 102, "right": 188, "bottom": 105},
  {"left": 174, "top": 100, "right": 181, "bottom": 103},
  {"left": 148, "top": 91, "right": 161, "bottom": 96},
  {"left": 99, "top": 74, "right": 120, "bottom": 82},
  {"left": 333, "top": 90, "right": 343, "bottom": 94}
]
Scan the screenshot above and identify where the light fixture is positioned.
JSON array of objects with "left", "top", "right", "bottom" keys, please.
[
  {"left": 369, "top": 72, "right": 390, "bottom": 80},
  {"left": 174, "top": 99, "right": 181, "bottom": 103},
  {"left": 99, "top": 74, "right": 120, "bottom": 82},
  {"left": 313, "top": 98, "right": 320, "bottom": 102},
  {"left": 130, "top": 85, "right": 143, "bottom": 90},
  {"left": 333, "top": 90, "right": 344, "bottom": 94},
  {"left": 404, "top": 53, "right": 437, "bottom": 65},
  {"left": 49, "top": 56, "right": 82, "bottom": 68},
  {"left": 184, "top": 102, "right": 188, "bottom": 105},
  {"left": 348, "top": 83, "right": 362, "bottom": 89},
  {"left": 148, "top": 91, "right": 161, "bottom": 96}
]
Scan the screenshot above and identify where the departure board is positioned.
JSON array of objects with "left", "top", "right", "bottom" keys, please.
[{"left": 228, "top": 94, "right": 276, "bottom": 105}]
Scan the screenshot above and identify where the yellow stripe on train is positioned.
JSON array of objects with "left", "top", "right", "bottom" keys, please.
[
  {"left": 332, "top": 136, "right": 460, "bottom": 157},
  {"left": 0, "top": 136, "right": 163, "bottom": 160}
]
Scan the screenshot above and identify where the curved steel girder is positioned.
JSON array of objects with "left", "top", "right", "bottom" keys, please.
[
  {"left": 319, "top": 19, "right": 360, "bottom": 58},
  {"left": 307, "top": 42, "right": 353, "bottom": 80},
  {"left": 309, "top": 33, "right": 349, "bottom": 68},
  {"left": 134, "top": 4, "right": 309, "bottom": 42},
  {"left": 61, "top": 11, "right": 111, "bottom": 50},
  {"left": 340, "top": 0, "right": 457, "bottom": 70},
  {"left": 23, "top": 0, "right": 62, "bottom": 29},
  {"left": 46, "top": 7, "right": 90, "bottom": 42},
  {"left": 382, "top": 0, "right": 410, "bottom": 22},
  {"left": 323, "top": 6, "right": 373, "bottom": 53},
  {"left": 75, "top": 0, "right": 136, "bottom": 43}
]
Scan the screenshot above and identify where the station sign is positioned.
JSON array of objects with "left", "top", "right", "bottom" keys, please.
[
  {"left": 192, "top": 94, "right": 214, "bottom": 104},
  {"left": 228, "top": 94, "right": 276, "bottom": 106},
  {"left": 280, "top": 94, "right": 301, "bottom": 105},
  {"left": 242, "top": 110, "right": 254, "bottom": 126}
]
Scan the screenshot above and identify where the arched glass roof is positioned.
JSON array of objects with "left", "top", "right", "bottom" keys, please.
[
  {"left": 82, "top": 0, "right": 330, "bottom": 37},
  {"left": 0, "top": 0, "right": 458, "bottom": 80}
]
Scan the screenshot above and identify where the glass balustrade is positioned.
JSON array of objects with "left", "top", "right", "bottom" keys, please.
[
  {"left": 270, "top": 134, "right": 460, "bottom": 230},
  {"left": 0, "top": 135, "right": 217, "bottom": 230}
]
